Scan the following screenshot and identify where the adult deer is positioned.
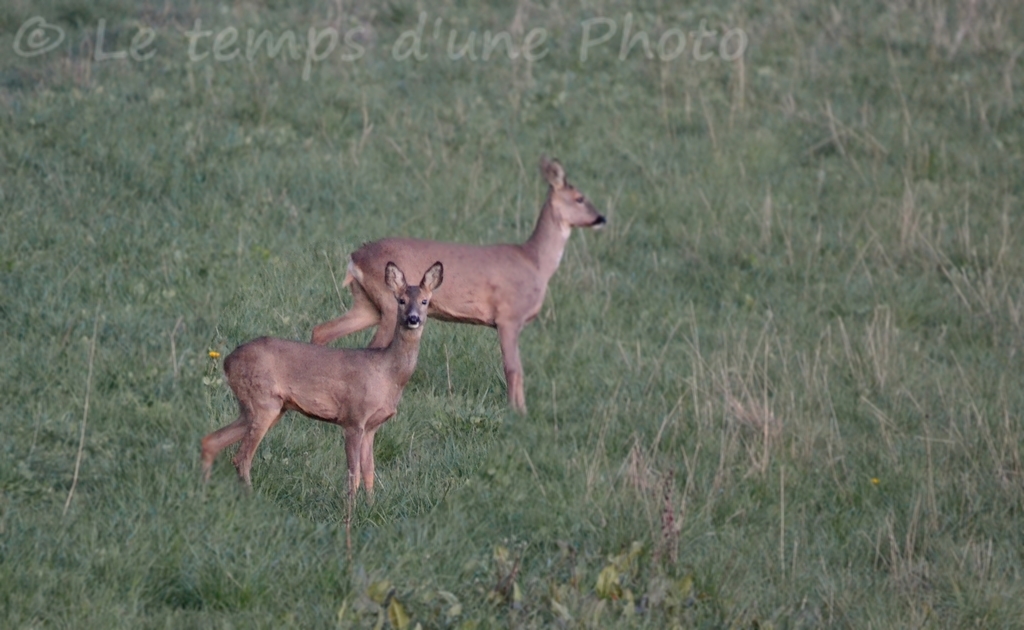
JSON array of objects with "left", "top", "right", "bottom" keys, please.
[
  {"left": 311, "top": 157, "right": 605, "bottom": 413},
  {"left": 201, "top": 261, "right": 443, "bottom": 548}
]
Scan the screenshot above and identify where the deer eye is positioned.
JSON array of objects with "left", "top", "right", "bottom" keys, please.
[
  {"left": 575, "top": 196, "right": 585, "bottom": 203},
  {"left": 398, "top": 298, "right": 407, "bottom": 305},
  {"left": 421, "top": 299, "right": 428, "bottom": 305}
]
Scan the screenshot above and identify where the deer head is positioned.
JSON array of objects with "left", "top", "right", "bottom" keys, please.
[{"left": 541, "top": 156, "right": 606, "bottom": 230}]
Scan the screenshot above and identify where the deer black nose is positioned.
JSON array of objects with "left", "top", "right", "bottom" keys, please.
[
  {"left": 407, "top": 314, "right": 421, "bottom": 326},
  {"left": 592, "top": 215, "right": 607, "bottom": 226}
]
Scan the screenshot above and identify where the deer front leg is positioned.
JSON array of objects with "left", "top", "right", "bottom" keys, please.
[
  {"left": 343, "top": 425, "right": 366, "bottom": 497},
  {"left": 368, "top": 300, "right": 398, "bottom": 348},
  {"left": 360, "top": 409, "right": 396, "bottom": 498},
  {"left": 359, "top": 427, "right": 378, "bottom": 499},
  {"left": 497, "top": 322, "right": 527, "bottom": 414},
  {"left": 343, "top": 425, "right": 366, "bottom": 552},
  {"left": 311, "top": 281, "right": 381, "bottom": 345}
]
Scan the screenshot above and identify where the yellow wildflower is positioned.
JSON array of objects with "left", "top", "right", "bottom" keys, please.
[{"left": 208, "top": 351, "right": 221, "bottom": 359}]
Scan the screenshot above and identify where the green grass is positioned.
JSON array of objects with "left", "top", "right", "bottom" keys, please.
[{"left": 2, "top": 0, "right": 1023, "bottom": 627}]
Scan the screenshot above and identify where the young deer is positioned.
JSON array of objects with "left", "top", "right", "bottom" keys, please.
[
  {"left": 310, "top": 157, "right": 605, "bottom": 413},
  {"left": 201, "top": 262, "right": 443, "bottom": 544}
]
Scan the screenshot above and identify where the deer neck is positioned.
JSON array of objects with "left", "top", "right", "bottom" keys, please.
[
  {"left": 383, "top": 327, "right": 422, "bottom": 384},
  {"left": 522, "top": 200, "right": 570, "bottom": 281}
]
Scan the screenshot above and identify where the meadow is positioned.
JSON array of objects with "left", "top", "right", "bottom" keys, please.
[{"left": 2, "top": 0, "right": 1023, "bottom": 627}]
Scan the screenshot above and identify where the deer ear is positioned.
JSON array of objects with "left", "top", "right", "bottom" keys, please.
[
  {"left": 540, "top": 156, "right": 566, "bottom": 190},
  {"left": 421, "top": 262, "right": 443, "bottom": 292},
  {"left": 385, "top": 262, "right": 407, "bottom": 294}
]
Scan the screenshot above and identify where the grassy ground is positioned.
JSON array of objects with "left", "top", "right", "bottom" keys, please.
[{"left": 2, "top": 0, "right": 1023, "bottom": 627}]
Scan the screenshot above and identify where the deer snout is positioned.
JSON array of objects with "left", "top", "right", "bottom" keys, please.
[
  {"left": 591, "top": 214, "right": 607, "bottom": 227},
  {"left": 406, "top": 313, "right": 422, "bottom": 328}
]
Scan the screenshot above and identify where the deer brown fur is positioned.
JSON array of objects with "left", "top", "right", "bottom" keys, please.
[
  {"left": 201, "top": 262, "right": 443, "bottom": 545},
  {"left": 310, "top": 157, "right": 604, "bottom": 413}
]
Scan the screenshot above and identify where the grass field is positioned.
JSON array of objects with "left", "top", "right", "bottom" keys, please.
[{"left": 2, "top": 0, "right": 1023, "bottom": 627}]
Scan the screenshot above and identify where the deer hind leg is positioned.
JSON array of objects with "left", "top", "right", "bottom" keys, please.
[
  {"left": 311, "top": 280, "right": 381, "bottom": 345},
  {"left": 230, "top": 402, "right": 284, "bottom": 487},
  {"left": 497, "top": 322, "right": 527, "bottom": 414},
  {"left": 200, "top": 407, "right": 251, "bottom": 482}
]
